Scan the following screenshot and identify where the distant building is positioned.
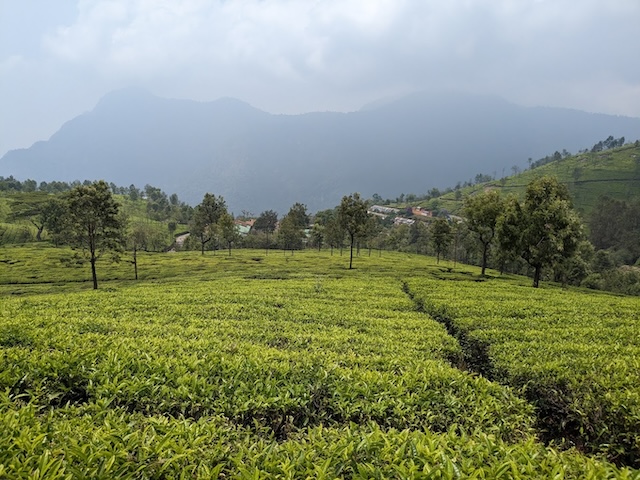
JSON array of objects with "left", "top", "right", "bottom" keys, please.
[
  {"left": 393, "top": 217, "right": 415, "bottom": 226},
  {"left": 234, "top": 219, "right": 255, "bottom": 236},
  {"left": 411, "top": 207, "right": 433, "bottom": 217},
  {"left": 370, "top": 205, "right": 401, "bottom": 215}
]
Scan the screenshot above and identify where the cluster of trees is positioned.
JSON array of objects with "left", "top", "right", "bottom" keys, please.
[
  {"left": 5, "top": 181, "right": 127, "bottom": 289},
  {"left": 0, "top": 176, "right": 193, "bottom": 225},
  {"left": 2, "top": 181, "right": 192, "bottom": 288},
  {"left": 372, "top": 172, "right": 496, "bottom": 208},
  {"left": 185, "top": 193, "right": 238, "bottom": 255},
  {"left": 449, "top": 176, "right": 639, "bottom": 292},
  {"left": 525, "top": 136, "right": 628, "bottom": 171},
  {"left": 129, "top": 184, "right": 193, "bottom": 224},
  {"left": 380, "top": 177, "right": 585, "bottom": 288},
  {"left": 584, "top": 196, "right": 640, "bottom": 294},
  {"left": 590, "top": 135, "right": 625, "bottom": 153}
]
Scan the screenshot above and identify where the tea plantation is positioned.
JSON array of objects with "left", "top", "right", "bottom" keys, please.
[{"left": 1, "top": 245, "right": 639, "bottom": 478}]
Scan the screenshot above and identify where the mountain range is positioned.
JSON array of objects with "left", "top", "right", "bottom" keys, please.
[{"left": 2, "top": 88, "right": 640, "bottom": 213}]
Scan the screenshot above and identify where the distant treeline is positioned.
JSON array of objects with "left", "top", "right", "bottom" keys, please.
[{"left": 0, "top": 176, "right": 194, "bottom": 224}]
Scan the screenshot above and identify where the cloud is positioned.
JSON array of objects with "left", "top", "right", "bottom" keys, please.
[
  {"left": 1, "top": 0, "right": 639, "bottom": 157},
  {"left": 37, "top": 0, "right": 640, "bottom": 105}
]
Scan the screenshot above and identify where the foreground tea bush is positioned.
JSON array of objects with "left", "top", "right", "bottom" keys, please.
[
  {"left": 0, "top": 277, "right": 534, "bottom": 441},
  {"left": 0, "top": 393, "right": 633, "bottom": 479},
  {"left": 406, "top": 277, "right": 640, "bottom": 467}
]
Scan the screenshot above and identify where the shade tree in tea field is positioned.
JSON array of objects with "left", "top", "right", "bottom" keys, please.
[
  {"left": 58, "top": 180, "right": 126, "bottom": 289},
  {"left": 253, "top": 209, "right": 278, "bottom": 251},
  {"left": 190, "top": 193, "right": 227, "bottom": 254},
  {"left": 497, "top": 176, "right": 583, "bottom": 287},
  {"left": 463, "top": 189, "right": 504, "bottom": 276},
  {"left": 337, "top": 192, "right": 370, "bottom": 269},
  {"left": 431, "top": 217, "right": 452, "bottom": 264}
]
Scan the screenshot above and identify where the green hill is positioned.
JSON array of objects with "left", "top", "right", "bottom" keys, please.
[{"left": 427, "top": 142, "right": 640, "bottom": 219}]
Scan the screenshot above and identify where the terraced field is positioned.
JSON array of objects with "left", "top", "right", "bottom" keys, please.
[{"left": 1, "top": 245, "right": 639, "bottom": 477}]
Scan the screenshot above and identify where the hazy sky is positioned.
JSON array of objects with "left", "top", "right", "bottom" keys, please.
[{"left": 2, "top": 0, "right": 639, "bottom": 158}]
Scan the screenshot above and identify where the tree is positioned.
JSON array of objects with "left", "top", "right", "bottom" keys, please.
[
  {"left": 8, "top": 193, "right": 61, "bottom": 241},
  {"left": 497, "top": 176, "right": 583, "bottom": 288},
  {"left": 42, "top": 198, "right": 70, "bottom": 246},
  {"left": 337, "top": 193, "right": 370, "bottom": 269},
  {"left": 431, "top": 217, "right": 452, "bottom": 264},
  {"left": 310, "top": 223, "right": 325, "bottom": 251},
  {"left": 463, "top": 190, "right": 504, "bottom": 276},
  {"left": 361, "top": 216, "right": 382, "bottom": 256},
  {"left": 324, "top": 215, "right": 344, "bottom": 255},
  {"left": 127, "top": 224, "right": 149, "bottom": 281},
  {"left": 190, "top": 193, "right": 227, "bottom": 254},
  {"left": 219, "top": 213, "right": 239, "bottom": 256},
  {"left": 286, "top": 202, "right": 310, "bottom": 230},
  {"left": 408, "top": 220, "right": 429, "bottom": 255},
  {"left": 253, "top": 209, "right": 278, "bottom": 253},
  {"left": 278, "top": 203, "right": 309, "bottom": 254},
  {"left": 63, "top": 181, "right": 125, "bottom": 289},
  {"left": 589, "top": 196, "right": 640, "bottom": 266},
  {"left": 278, "top": 215, "right": 305, "bottom": 253}
]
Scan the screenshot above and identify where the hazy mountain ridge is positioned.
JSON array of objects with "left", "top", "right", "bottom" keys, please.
[{"left": 2, "top": 88, "right": 639, "bottom": 213}]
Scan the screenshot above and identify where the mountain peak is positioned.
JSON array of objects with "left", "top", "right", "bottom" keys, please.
[{"left": 95, "top": 87, "right": 156, "bottom": 108}]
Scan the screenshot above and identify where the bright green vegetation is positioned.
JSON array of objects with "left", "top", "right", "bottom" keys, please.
[
  {"left": 428, "top": 142, "right": 640, "bottom": 217},
  {"left": 1, "top": 247, "right": 639, "bottom": 477},
  {"left": 405, "top": 277, "right": 640, "bottom": 467}
]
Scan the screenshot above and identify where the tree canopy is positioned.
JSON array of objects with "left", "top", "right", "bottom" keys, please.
[
  {"left": 62, "top": 180, "right": 125, "bottom": 289},
  {"left": 463, "top": 190, "right": 504, "bottom": 276},
  {"left": 190, "top": 193, "right": 227, "bottom": 254},
  {"left": 498, "top": 176, "right": 583, "bottom": 287},
  {"left": 337, "top": 193, "right": 369, "bottom": 269}
]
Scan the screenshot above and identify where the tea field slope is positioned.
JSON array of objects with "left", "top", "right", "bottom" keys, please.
[
  {"left": 406, "top": 276, "right": 640, "bottom": 468},
  {"left": 0, "top": 247, "right": 638, "bottom": 477},
  {"left": 428, "top": 142, "right": 640, "bottom": 217}
]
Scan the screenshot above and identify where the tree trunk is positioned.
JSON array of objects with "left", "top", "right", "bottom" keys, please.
[
  {"left": 481, "top": 243, "right": 488, "bottom": 276},
  {"left": 228, "top": 242, "right": 232, "bottom": 256},
  {"left": 133, "top": 245, "right": 138, "bottom": 280},
  {"left": 349, "top": 235, "right": 354, "bottom": 269},
  {"left": 90, "top": 253, "right": 98, "bottom": 290},
  {"left": 533, "top": 265, "right": 542, "bottom": 288}
]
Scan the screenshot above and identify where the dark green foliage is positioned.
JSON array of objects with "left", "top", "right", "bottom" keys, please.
[
  {"left": 278, "top": 203, "right": 309, "bottom": 253},
  {"left": 590, "top": 196, "right": 640, "bottom": 265},
  {"left": 190, "top": 193, "right": 227, "bottom": 254},
  {"left": 253, "top": 210, "right": 278, "bottom": 234},
  {"left": 431, "top": 217, "right": 452, "bottom": 264},
  {"left": 463, "top": 190, "right": 504, "bottom": 275},
  {"left": 61, "top": 180, "right": 126, "bottom": 289},
  {"left": 498, "top": 176, "right": 583, "bottom": 287},
  {"left": 337, "top": 193, "right": 369, "bottom": 269}
]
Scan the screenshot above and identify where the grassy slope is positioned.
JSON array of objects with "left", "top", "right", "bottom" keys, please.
[
  {"left": 422, "top": 143, "right": 640, "bottom": 218},
  {"left": 1, "top": 246, "right": 639, "bottom": 476},
  {"left": 0, "top": 193, "right": 174, "bottom": 245}
]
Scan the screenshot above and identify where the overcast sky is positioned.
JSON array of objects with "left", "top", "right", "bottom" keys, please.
[{"left": 2, "top": 0, "right": 639, "bottom": 158}]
